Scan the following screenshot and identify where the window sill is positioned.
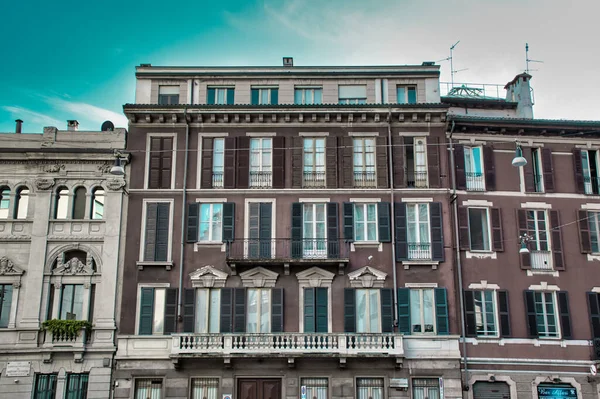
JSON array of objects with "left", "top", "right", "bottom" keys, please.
[
  {"left": 194, "top": 242, "right": 226, "bottom": 252},
  {"left": 465, "top": 251, "right": 497, "bottom": 260},
  {"left": 136, "top": 261, "right": 173, "bottom": 271},
  {"left": 402, "top": 260, "right": 439, "bottom": 270},
  {"left": 526, "top": 269, "right": 559, "bottom": 277},
  {"left": 350, "top": 242, "right": 383, "bottom": 252},
  {"left": 588, "top": 254, "right": 600, "bottom": 262}
]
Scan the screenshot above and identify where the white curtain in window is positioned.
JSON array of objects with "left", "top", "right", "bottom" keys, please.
[
  {"left": 209, "top": 290, "right": 220, "bottom": 333},
  {"left": 423, "top": 289, "right": 434, "bottom": 333},
  {"left": 191, "top": 378, "right": 219, "bottom": 399},
  {"left": 247, "top": 289, "right": 258, "bottom": 333},
  {"left": 260, "top": 289, "right": 270, "bottom": 333},
  {"left": 356, "top": 289, "right": 367, "bottom": 332},
  {"left": 195, "top": 289, "right": 208, "bottom": 333},
  {"left": 410, "top": 290, "right": 422, "bottom": 333},
  {"left": 339, "top": 85, "right": 366, "bottom": 99}
]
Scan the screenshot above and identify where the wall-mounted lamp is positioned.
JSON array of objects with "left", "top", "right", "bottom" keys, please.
[
  {"left": 512, "top": 142, "right": 528, "bottom": 167},
  {"left": 110, "top": 151, "right": 125, "bottom": 176},
  {"left": 519, "top": 233, "right": 532, "bottom": 254}
]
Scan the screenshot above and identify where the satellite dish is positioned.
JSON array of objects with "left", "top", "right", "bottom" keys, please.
[{"left": 101, "top": 121, "right": 115, "bottom": 131}]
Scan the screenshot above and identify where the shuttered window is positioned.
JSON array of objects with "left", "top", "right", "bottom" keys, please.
[
  {"left": 148, "top": 136, "right": 174, "bottom": 189},
  {"left": 353, "top": 203, "right": 378, "bottom": 242},
  {"left": 587, "top": 292, "right": 600, "bottom": 339},
  {"left": 143, "top": 202, "right": 171, "bottom": 262},
  {"left": 410, "top": 289, "right": 435, "bottom": 334},
  {"left": 301, "top": 378, "right": 328, "bottom": 399},
  {"left": 353, "top": 138, "right": 377, "bottom": 187},
  {"left": 397, "top": 86, "right": 417, "bottom": 104},
  {"left": 465, "top": 290, "right": 510, "bottom": 337},
  {"left": 304, "top": 287, "right": 328, "bottom": 333},
  {"left": 406, "top": 203, "right": 431, "bottom": 260},
  {"left": 464, "top": 146, "right": 485, "bottom": 191},
  {"left": 356, "top": 289, "right": 381, "bottom": 333},
  {"left": 134, "top": 379, "right": 163, "bottom": 399},
  {"left": 65, "top": 373, "right": 89, "bottom": 399},
  {"left": 468, "top": 208, "right": 491, "bottom": 251},
  {"left": 344, "top": 288, "right": 393, "bottom": 333},
  {"left": 251, "top": 87, "right": 278, "bottom": 105},
  {"left": 580, "top": 149, "right": 600, "bottom": 195},
  {"left": 207, "top": 87, "right": 234, "bottom": 105},
  {"left": 303, "top": 138, "right": 326, "bottom": 187},
  {"left": 0, "top": 284, "right": 13, "bottom": 328},
  {"left": 158, "top": 85, "right": 179, "bottom": 105},
  {"left": 191, "top": 378, "right": 219, "bottom": 399},
  {"left": 249, "top": 138, "right": 273, "bottom": 188},
  {"left": 395, "top": 202, "right": 444, "bottom": 261},
  {"left": 588, "top": 211, "right": 600, "bottom": 253},
  {"left": 33, "top": 374, "right": 58, "bottom": 399},
  {"left": 138, "top": 287, "right": 177, "bottom": 335},
  {"left": 199, "top": 203, "right": 223, "bottom": 242},
  {"left": 195, "top": 289, "right": 221, "bottom": 333},
  {"left": 524, "top": 290, "right": 571, "bottom": 339},
  {"left": 246, "top": 288, "right": 271, "bottom": 333},
  {"left": 398, "top": 288, "right": 449, "bottom": 335},
  {"left": 339, "top": 85, "right": 367, "bottom": 104}
]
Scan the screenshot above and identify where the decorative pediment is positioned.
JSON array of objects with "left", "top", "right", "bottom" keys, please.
[
  {"left": 347, "top": 266, "right": 387, "bottom": 288},
  {"left": 296, "top": 267, "right": 335, "bottom": 288},
  {"left": 240, "top": 267, "right": 279, "bottom": 288},
  {"left": 189, "top": 265, "right": 228, "bottom": 288},
  {"left": 0, "top": 257, "right": 24, "bottom": 276},
  {"left": 53, "top": 257, "right": 94, "bottom": 275}
]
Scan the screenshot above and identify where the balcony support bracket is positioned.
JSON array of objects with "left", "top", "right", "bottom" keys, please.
[
  {"left": 74, "top": 352, "right": 84, "bottom": 363},
  {"left": 229, "top": 263, "right": 237, "bottom": 276},
  {"left": 338, "top": 263, "right": 345, "bottom": 275},
  {"left": 339, "top": 358, "right": 347, "bottom": 369},
  {"left": 284, "top": 263, "right": 290, "bottom": 276},
  {"left": 224, "top": 357, "right": 232, "bottom": 369},
  {"left": 287, "top": 358, "right": 295, "bottom": 368},
  {"left": 395, "top": 358, "right": 403, "bottom": 370},
  {"left": 42, "top": 353, "right": 53, "bottom": 364},
  {"left": 172, "top": 358, "right": 180, "bottom": 369}
]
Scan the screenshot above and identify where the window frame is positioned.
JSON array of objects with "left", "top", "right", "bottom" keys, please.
[
  {"left": 65, "top": 372, "right": 89, "bottom": 399},
  {"left": 295, "top": 87, "right": 323, "bottom": 105},
  {"left": 195, "top": 288, "right": 221, "bottom": 333},
  {"left": 208, "top": 87, "right": 234, "bottom": 105},
  {"left": 134, "top": 378, "right": 164, "bottom": 399},
  {"left": 464, "top": 145, "right": 485, "bottom": 191},
  {"left": 72, "top": 186, "right": 87, "bottom": 220},
  {"left": 338, "top": 85, "right": 367, "bottom": 104},
  {"left": 158, "top": 85, "right": 180, "bottom": 105},
  {"left": 249, "top": 138, "right": 273, "bottom": 188},
  {"left": 397, "top": 85, "right": 417, "bottom": 104},
  {"left": 246, "top": 287, "right": 272, "bottom": 333},
  {"left": 300, "top": 377, "right": 329, "bottom": 399},
  {"left": 353, "top": 203, "right": 378, "bottom": 242},
  {"left": 252, "top": 87, "right": 277, "bottom": 105},
  {"left": 54, "top": 186, "right": 70, "bottom": 219},
  {"left": 533, "top": 291, "right": 561, "bottom": 338},
  {"left": 467, "top": 207, "right": 492, "bottom": 252},
  {"left": 243, "top": 198, "right": 277, "bottom": 257},
  {"left": 0, "top": 283, "right": 13, "bottom": 328},
  {"left": 14, "top": 186, "right": 29, "bottom": 220},
  {"left": 581, "top": 149, "right": 600, "bottom": 194},
  {"left": 303, "top": 203, "right": 327, "bottom": 256},
  {"left": 410, "top": 288, "right": 436, "bottom": 335},
  {"left": 355, "top": 288, "right": 381, "bottom": 333},
  {"left": 90, "top": 187, "right": 105, "bottom": 220},
  {"left": 59, "top": 284, "right": 85, "bottom": 321},
  {"left": 472, "top": 289, "right": 499, "bottom": 337},
  {"left": 138, "top": 199, "right": 175, "bottom": 263},
  {"left": 302, "top": 137, "right": 326, "bottom": 187},
  {"left": 412, "top": 378, "right": 441, "bottom": 399},
  {"left": 144, "top": 133, "right": 177, "bottom": 190},
  {"left": 135, "top": 283, "right": 170, "bottom": 335},
  {"left": 353, "top": 137, "right": 377, "bottom": 187},
  {"left": 190, "top": 377, "right": 220, "bottom": 399},
  {"left": 527, "top": 210, "right": 551, "bottom": 251},
  {"left": 356, "top": 377, "right": 384, "bottom": 399},
  {"left": 212, "top": 138, "right": 225, "bottom": 188},
  {"left": 0, "top": 186, "right": 10, "bottom": 220},
  {"left": 589, "top": 211, "right": 600, "bottom": 254},
  {"left": 198, "top": 203, "right": 224, "bottom": 243},
  {"left": 33, "top": 373, "right": 58, "bottom": 399}
]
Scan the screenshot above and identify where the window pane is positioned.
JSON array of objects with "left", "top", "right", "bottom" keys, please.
[
  {"left": 191, "top": 378, "right": 219, "bottom": 399},
  {"left": 60, "top": 285, "right": 74, "bottom": 320},
  {"left": 199, "top": 204, "right": 211, "bottom": 241},
  {"left": 397, "top": 87, "right": 406, "bottom": 104},
  {"left": 407, "top": 87, "right": 417, "bottom": 104},
  {"left": 153, "top": 288, "right": 165, "bottom": 334},
  {"left": 469, "top": 208, "right": 490, "bottom": 251},
  {"left": 72, "top": 285, "right": 84, "bottom": 320},
  {"left": 195, "top": 289, "right": 208, "bottom": 333},
  {"left": 247, "top": 289, "right": 258, "bottom": 333},
  {"left": 260, "top": 289, "right": 270, "bottom": 333},
  {"left": 72, "top": 187, "right": 86, "bottom": 219},
  {"left": 91, "top": 189, "right": 104, "bottom": 219},
  {"left": 410, "top": 290, "right": 422, "bottom": 333},
  {"left": 302, "top": 378, "right": 328, "bottom": 399},
  {"left": 294, "top": 90, "right": 303, "bottom": 104},
  {"left": 423, "top": 289, "right": 434, "bottom": 332},
  {"left": 15, "top": 189, "right": 29, "bottom": 219},
  {"left": 314, "top": 89, "right": 322, "bottom": 104},
  {"left": 355, "top": 289, "right": 367, "bottom": 333},
  {"left": 0, "top": 188, "right": 9, "bottom": 219},
  {"left": 209, "top": 290, "right": 220, "bottom": 333},
  {"left": 135, "top": 379, "right": 163, "bottom": 399},
  {"left": 0, "top": 284, "right": 13, "bottom": 328},
  {"left": 472, "top": 147, "right": 482, "bottom": 174},
  {"left": 260, "top": 89, "right": 269, "bottom": 104},
  {"left": 591, "top": 212, "right": 600, "bottom": 253},
  {"left": 369, "top": 289, "right": 380, "bottom": 333},
  {"left": 56, "top": 188, "right": 69, "bottom": 219},
  {"left": 211, "top": 204, "right": 223, "bottom": 242}
]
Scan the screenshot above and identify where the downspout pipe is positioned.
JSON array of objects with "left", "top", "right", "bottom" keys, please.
[
  {"left": 386, "top": 108, "right": 399, "bottom": 326},
  {"left": 178, "top": 108, "right": 190, "bottom": 321},
  {"left": 448, "top": 119, "right": 469, "bottom": 389}
]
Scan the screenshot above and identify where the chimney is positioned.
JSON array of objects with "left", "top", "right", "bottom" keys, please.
[
  {"left": 67, "top": 120, "right": 79, "bottom": 131},
  {"left": 15, "top": 119, "right": 23, "bottom": 134},
  {"left": 283, "top": 57, "right": 293, "bottom": 67},
  {"left": 505, "top": 73, "right": 534, "bottom": 119}
]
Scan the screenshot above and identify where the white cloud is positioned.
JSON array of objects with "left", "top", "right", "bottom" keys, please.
[
  {"left": 2, "top": 106, "right": 63, "bottom": 129},
  {"left": 43, "top": 97, "right": 128, "bottom": 129}
]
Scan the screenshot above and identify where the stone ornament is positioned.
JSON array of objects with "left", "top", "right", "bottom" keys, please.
[
  {"left": 105, "top": 178, "right": 126, "bottom": 191},
  {"left": 44, "top": 164, "right": 65, "bottom": 173},
  {"left": 0, "top": 256, "right": 24, "bottom": 275},
  {"left": 54, "top": 257, "right": 94, "bottom": 275},
  {"left": 35, "top": 178, "right": 55, "bottom": 191}
]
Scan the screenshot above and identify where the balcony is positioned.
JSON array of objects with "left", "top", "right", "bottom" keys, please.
[
  {"left": 303, "top": 171, "right": 326, "bottom": 188},
  {"left": 0, "top": 219, "right": 32, "bottom": 240},
  {"left": 584, "top": 176, "right": 600, "bottom": 195},
  {"left": 407, "top": 243, "right": 431, "bottom": 260},
  {"left": 406, "top": 171, "right": 428, "bottom": 188},
  {"left": 249, "top": 171, "right": 272, "bottom": 188},
  {"left": 212, "top": 172, "right": 224, "bottom": 188},
  {"left": 465, "top": 172, "right": 485, "bottom": 191},
  {"left": 531, "top": 250, "right": 552, "bottom": 270},
  {"left": 43, "top": 328, "right": 89, "bottom": 350},
  {"left": 48, "top": 220, "right": 105, "bottom": 240},
  {"left": 354, "top": 171, "right": 377, "bottom": 188}
]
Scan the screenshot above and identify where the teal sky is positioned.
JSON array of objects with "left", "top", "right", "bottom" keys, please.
[{"left": 1, "top": 0, "right": 598, "bottom": 133}]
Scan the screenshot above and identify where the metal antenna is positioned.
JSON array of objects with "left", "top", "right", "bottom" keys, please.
[
  {"left": 436, "top": 40, "right": 468, "bottom": 87},
  {"left": 525, "top": 43, "right": 543, "bottom": 74}
]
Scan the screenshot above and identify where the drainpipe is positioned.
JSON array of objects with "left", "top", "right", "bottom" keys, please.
[
  {"left": 448, "top": 119, "right": 469, "bottom": 389},
  {"left": 178, "top": 108, "right": 190, "bottom": 321},
  {"left": 386, "top": 109, "right": 399, "bottom": 326}
]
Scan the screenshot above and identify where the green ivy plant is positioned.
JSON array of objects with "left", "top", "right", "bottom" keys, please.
[{"left": 42, "top": 319, "right": 92, "bottom": 338}]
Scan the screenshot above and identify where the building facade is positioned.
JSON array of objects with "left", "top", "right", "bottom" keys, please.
[
  {"left": 0, "top": 121, "right": 127, "bottom": 398},
  {"left": 115, "top": 64, "right": 463, "bottom": 399}
]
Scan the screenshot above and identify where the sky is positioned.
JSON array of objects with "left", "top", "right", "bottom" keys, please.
[{"left": 1, "top": 0, "right": 598, "bottom": 133}]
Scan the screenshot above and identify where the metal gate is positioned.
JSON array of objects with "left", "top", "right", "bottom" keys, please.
[{"left": 473, "top": 382, "right": 510, "bottom": 399}]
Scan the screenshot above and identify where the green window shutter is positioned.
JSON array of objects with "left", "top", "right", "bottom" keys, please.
[
  {"left": 270, "top": 88, "right": 279, "bottom": 105},
  {"left": 226, "top": 88, "right": 235, "bottom": 105},
  {"left": 304, "top": 288, "right": 316, "bottom": 333},
  {"left": 139, "top": 287, "right": 155, "bottom": 335},
  {"left": 271, "top": 288, "right": 284, "bottom": 333},
  {"left": 0, "top": 285, "right": 13, "bottom": 328},
  {"left": 327, "top": 202, "right": 340, "bottom": 258},
  {"left": 557, "top": 291, "right": 572, "bottom": 339},
  {"left": 144, "top": 203, "right": 157, "bottom": 261},
  {"left": 407, "top": 87, "right": 417, "bottom": 104},
  {"left": 377, "top": 202, "right": 391, "bottom": 243},
  {"left": 222, "top": 202, "right": 235, "bottom": 242},
  {"left": 207, "top": 88, "right": 216, "bottom": 104},
  {"left": 315, "top": 287, "right": 328, "bottom": 333},
  {"left": 291, "top": 203, "right": 303, "bottom": 258},
  {"left": 344, "top": 288, "right": 356, "bottom": 333},
  {"left": 183, "top": 289, "right": 196, "bottom": 333},
  {"left": 233, "top": 288, "right": 246, "bottom": 333},
  {"left": 435, "top": 288, "right": 449, "bottom": 335},
  {"left": 380, "top": 288, "right": 393, "bottom": 333},
  {"left": 588, "top": 292, "right": 600, "bottom": 339},
  {"left": 343, "top": 202, "right": 354, "bottom": 241},
  {"left": 394, "top": 202, "right": 408, "bottom": 261},
  {"left": 163, "top": 288, "right": 178, "bottom": 335},
  {"left": 430, "top": 202, "right": 444, "bottom": 261},
  {"left": 251, "top": 89, "right": 259, "bottom": 105},
  {"left": 498, "top": 290, "right": 511, "bottom": 337},
  {"left": 464, "top": 290, "right": 476, "bottom": 337},
  {"left": 34, "top": 374, "right": 57, "bottom": 399},
  {"left": 220, "top": 288, "right": 233, "bottom": 333},
  {"left": 155, "top": 203, "right": 170, "bottom": 261},
  {"left": 186, "top": 203, "right": 199, "bottom": 243},
  {"left": 397, "top": 288, "right": 411, "bottom": 334},
  {"left": 524, "top": 290, "right": 538, "bottom": 338}
]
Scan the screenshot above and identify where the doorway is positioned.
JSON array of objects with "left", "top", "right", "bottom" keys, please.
[{"left": 238, "top": 379, "right": 281, "bottom": 399}]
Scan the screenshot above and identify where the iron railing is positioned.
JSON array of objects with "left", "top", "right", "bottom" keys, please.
[
  {"left": 212, "top": 172, "right": 224, "bottom": 188},
  {"left": 440, "top": 82, "right": 505, "bottom": 99},
  {"left": 407, "top": 243, "right": 432, "bottom": 260},
  {"left": 354, "top": 171, "right": 377, "bottom": 188},
  {"left": 407, "top": 171, "right": 429, "bottom": 188},
  {"left": 530, "top": 250, "right": 553, "bottom": 270},
  {"left": 249, "top": 171, "right": 272, "bottom": 188},
  {"left": 303, "top": 171, "right": 326, "bottom": 188},
  {"left": 226, "top": 239, "right": 349, "bottom": 261},
  {"left": 466, "top": 172, "right": 485, "bottom": 191}
]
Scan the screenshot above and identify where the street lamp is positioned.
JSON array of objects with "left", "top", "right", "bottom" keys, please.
[
  {"left": 519, "top": 233, "right": 532, "bottom": 254},
  {"left": 512, "top": 143, "right": 527, "bottom": 168},
  {"left": 110, "top": 152, "right": 125, "bottom": 176}
]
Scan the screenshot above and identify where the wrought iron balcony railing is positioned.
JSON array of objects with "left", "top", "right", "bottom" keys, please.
[
  {"left": 407, "top": 242, "right": 432, "bottom": 260},
  {"left": 354, "top": 171, "right": 377, "bottom": 188},
  {"left": 212, "top": 172, "right": 224, "bottom": 188},
  {"left": 406, "top": 171, "right": 429, "bottom": 188},
  {"left": 226, "top": 239, "right": 349, "bottom": 262},
  {"left": 249, "top": 171, "right": 272, "bottom": 188},
  {"left": 303, "top": 171, "right": 326, "bottom": 188},
  {"left": 465, "top": 172, "right": 485, "bottom": 191},
  {"left": 530, "top": 250, "right": 553, "bottom": 270},
  {"left": 584, "top": 176, "right": 600, "bottom": 195}
]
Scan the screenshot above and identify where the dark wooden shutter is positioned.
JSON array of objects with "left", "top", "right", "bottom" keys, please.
[
  {"left": 427, "top": 136, "right": 441, "bottom": 188},
  {"left": 377, "top": 202, "right": 391, "bottom": 243},
  {"left": 207, "top": 88, "right": 215, "bottom": 104},
  {"left": 464, "top": 290, "right": 476, "bottom": 337},
  {"left": 139, "top": 287, "right": 154, "bottom": 335},
  {"left": 272, "top": 136, "right": 285, "bottom": 189},
  {"left": 587, "top": 292, "right": 600, "bottom": 339},
  {"left": 342, "top": 137, "right": 354, "bottom": 188},
  {"left": 183, "top": 289, "right": 195, "bottom": 333},
  {"left": 523, "top": 147, "right": 535, "bottom": 192},
  {"left": 557, "top": 291, "right": 572, "bottom": 339},
  {"left": 458, "top": 206, "right": 470, "bottom": 251},
  {"left": 291, "top": 137, "right": 303, "bottom": 188},
  {"left": 260, "top": 203, "right": 272, "bottom": 240},
  {"left": 454, "top": 144, "right": 466, "bottom": 190},
  {"left": 270, "top": 88, "right": 278, "bottom": 105},
  {"left": 155, "top": 203, "right": 170, "bottom": 262},
  {"left": 291, "top": 203, "right": 303, "bottom": 259},
  {"left": 233, "top": 288, "right": 246, "bottom": 333},
  {"left": 376, "top": 136, "right": 388, "bottom": 188},
  {"left": 542, "top": 148, "right": 555, "bottom": 192},
  {"left": 579, "top": 210, "right": 592, "bottom": 253},
  {"left": 186, "top": 203, "right": 199, "bottom": 243},
  {"left": 397, "top": 288, "right": 411, "bottom": 334},
  {"left": 222, "top": 202, "right": 235, "bottom": 242},
  {"left": 251, "top": 89, "right": 259, "bottom": 105},
  {"left": 343, "top": 202, "right": 354, "bottom": 241},
  {"left": 326, "top": 136, "right": 338, "bottom": 188},
  {"left": 435, "top": 288, "right": 449, "bottom": 335},
  {"left": 327, "top": 202, "right": 339, "bottom": 258},
  {"left": 304, "top": 288, "right": 316, "bottom": 333},
  {"left": 392, "top": 136, "right": 406, "bottom": 188},
  {"left": 201, "top": 138, "right": 214, "bottom": 189},
  {"left": 517, "top": 209, "right": 531, "bottom": 269},
  {"left": 524, "top": 290, "right": 538, "bottom": 338},
  {"left": 223, "top": 137, "right": 236, "bottom": 189},
  {"left": 271, "top": 288, "right": 284, "bottom": 333},
  {"left": 220, "top": 288, "right": 233, "bottom": 333},
  {"left": 236, "top": 137, "right": 250, "bottom": 189},
  {"left": 483, "top": 145, "right": 496, "bottom": 191},
  {"left": 148, "top": 138, "right": 162, "bottom": 189},
  {"left": 160, "top": 138, "right": 173, "bottom": 189},
  {"left": 315, "top": 287, "right": 328, "bottom": 333},
  {"left": 490, "top": 208, "right": 504, "bottom": 251},
  {"left": 380, "top": 288, "right": 393, "bottom": 333},
  {"left": 144, "top": 203, "right": 157, "bottom": 261},
  {"left": 163, "top": 288, "right": 178, "bottom": 335},
  {"left": 498, "top": 290, "right": 511, "bottom": 337},
  {"left": 573, "top": 149, "right": 585, "bottom": 194},
  {"left": 395, "top": 202, "right": 408, "bottom": 261},
  {"left": 430, "top": 202, "right": 444, "bottom": 261},
  {"left": 343, "top": 288, "right": 355, "bottom": 333},
  {"left": 226, "top": 88, "right": 235, "bottom": 105},
  {"left": 550, "top": 210, "right": 565, "bottom": 270}
]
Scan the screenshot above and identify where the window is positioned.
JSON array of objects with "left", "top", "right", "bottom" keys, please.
[
  {"left": 405, "top": 137, "right": 428, "bottom": 188},
  {"left": 355, "top": 289, "right": 380, "bottom": 333},
  {"left": 464, "top": 146, "right": 485, "bottom": 191},
  {"left": 60, "top": 284, "right": 84, "bottom": 320},
  {"left": 473, "top": 290, "right": 497, "bottom": 336},
  {"left": 397, "top": 85, "right": 417, "bottom": 104},
  {"left": 353, "top": 138, "right": 376, "bottom": 187},
  {"left": 0, "top": 284, "right": 13, "bottom": 328},
  {"left": 72, "top": 186, "right": 86, "bottom": 219},
  {"left": 356, "top": 378, "right": 383, "bottom": 399},
  {"left": 207, "top": 87, "right": 234, "bottom": 105},
  {"left": 91, "top": 188, "right": 104, "bottom": 219},
  {"left": 247, "top": 288, "right": 271, "bottom": 333},
  {"left": 247, "top": 202, "right": 273, "bottom": 259},
  {"left": 526, "top": 210, "right": 552, "bottom": 270},
  {"left": 195, "top": 289, "right": 221, "bottom": 333},
  {"left": 412, "top": 378, "right": 441, "bottom": 399},
  {"left": 135, "top": 379, "right": 163, "bottom": 399},
  {"left": 143, "top": 202, "right": 171, "bottom": 262},
  {"left": 581, "top": 149, "right": 600, "bottom": 194},
  {"left": 65, "top": 373, "right": 89, "bottom": 399},
  {"left": 354, "top": 203, "right": 378, "bottom": 242},
  {"left": 138, "top": 287, "right": 175, "bottom": 335},
  {"left": 199, "top": 203, "right": 223, "bottom": 242},
  {"left": 301, "top": 378, "right": 328, "bottom": 399},
  {"left": 406, "top": 204, "right": 431, "bottom": 259},
  {"left": 533, "top": 291, "right": 559, "bottom": 338},
  {"left": 295, "top": 87, "right": 323, "bottom": 105},
  {"left": 251, "top": 87, "right": 278, "bottom": 105},
  {"left": 410, "top": 288, "right": 435, "bottom": 334},
  {"left": 303, "top": 138, "right": 326, "bottom": 187},
  {"left": 191, "top": 378, "right": 219, "bottom": 399},
  {"left": 0, "top": 187, "right": 9, "bottom": 219},
  {"left": 212, "top": 138, "right": 225, "bottom": 188},
  {"left": 338, "top": 85, "right": 367, "bottom": 104},
  {"left": 33, "top": 374, "right": 57, "bottom": 399},
  {"left": 158, "top": 85, "right": 179, "bottom": 105},
  {"left": 303, "top": 287, "right": 328, "bottom": 333},
  {"left": 55, "top": 187, "right": 69, "bottom": 219},
  {"left": 148, "top": 136, "right": 174, "bottom": 189},
  {"left": 249, "top": 138, "right": 272, "bottom": 188},
  {"left": 531, "top": 148, "right": 544, "bottom": 192},
  {"left": 303, "top": 203, "right": 327, "bottom": 257},
  {"left": 14, "top": 187, "right": 29, "bottom": 219},
  {"left": 468, "top": 208, "right": 491, "bottom": 251},
  {"left": 589, "top": 211, "right": 600, "bottom": 253}
]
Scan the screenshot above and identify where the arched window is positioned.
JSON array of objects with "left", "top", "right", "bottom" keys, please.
[
  {"left": 14, "top": 187, "right": 29, "bottom": 219},
  {"left": 91, "top": 188, "right": 105, "bottom": 219},
  {"left": 0, "top": 187, "right": 10, "bottom": 219},
  {"left": 72, "top": 187, "right": 86, "bottom": 219},
  {"left": 55, "top": 187, "right": 69, "bottom": 219}
]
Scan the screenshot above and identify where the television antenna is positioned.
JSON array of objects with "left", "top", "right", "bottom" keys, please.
[
  {"left": 437, "top": 40, "right": 468, "bottom": 87},
  {"left": 525, "top": 43, "right": 543, "bottom": 74}
]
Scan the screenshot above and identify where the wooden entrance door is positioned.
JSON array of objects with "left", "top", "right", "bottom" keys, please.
[{"left": 238, "top": 379, "right": 281, "bottom": 399}]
